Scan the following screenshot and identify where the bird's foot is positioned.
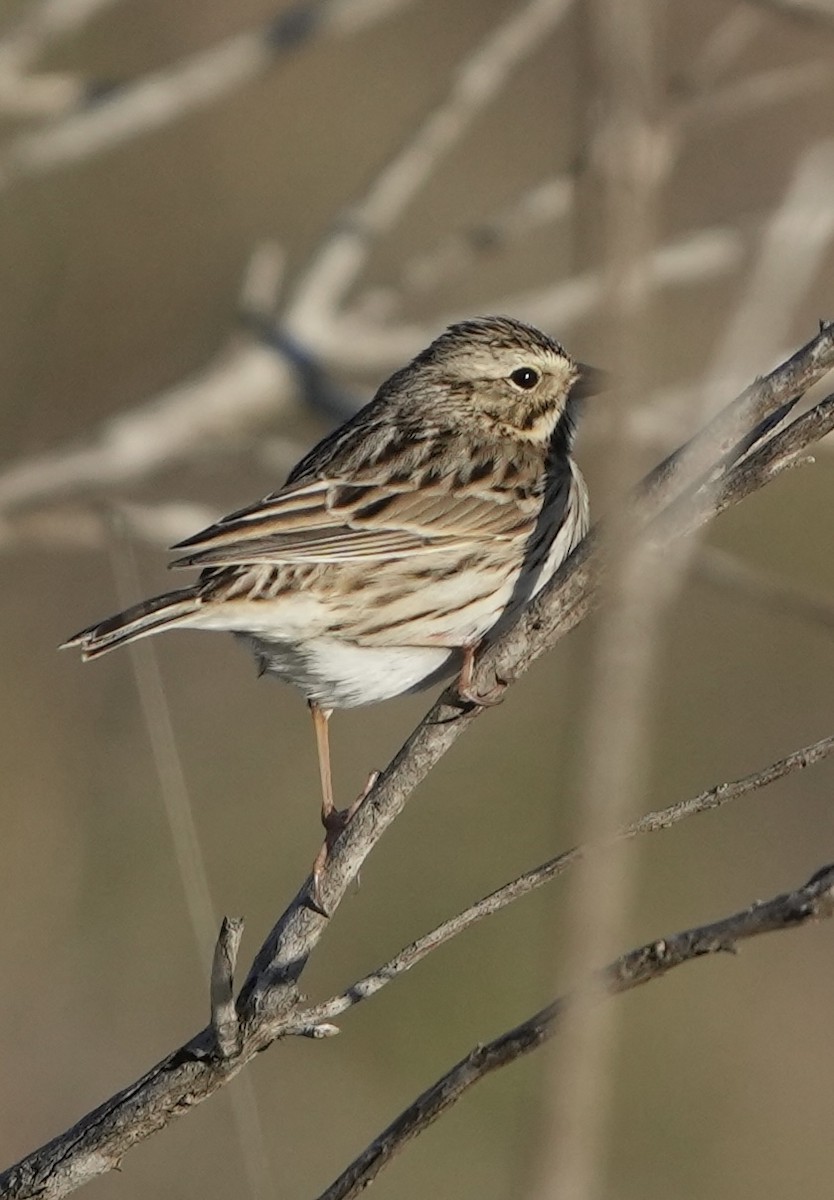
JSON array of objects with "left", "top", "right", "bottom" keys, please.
[
  {"left": 308, "top": 771, "right": 380, "bottom": 915},
  {"left": 453, "top": 644, "right": 507, "bottom": 709},
  {"left": 454, "top": 677, "right": 507, "bottom": 708}
]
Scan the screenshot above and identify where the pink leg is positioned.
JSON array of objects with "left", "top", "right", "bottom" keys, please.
[
  {"left": 309, "top": 702, "right": 377, "bottom": 912},
  {"left": 454, "top": 643, "right": 507, "bottom": 708}
]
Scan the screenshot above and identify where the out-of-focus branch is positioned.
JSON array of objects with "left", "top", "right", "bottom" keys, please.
[
  {"left": 479, "top": 225, "right": 743, "bottom": 340},
  {"left": 356, "top": 173, "right": 578, "bottom": 318},
  {"left": 284, "top": 0, "right": 579, "bottom": 360},
  {"left": 0, "top": 500, "right": 218, "bottom": 554},
  {"left": 0, "top": 224, "right": 742, "bottom": 521},
  {"left": 698, "top": 546, "right": 834, "bottom": 634},
  {"left": 317, "top": 863, "right": 834, "bottom": 1200},
  {"left": 746, "top": 0, "right": 834, "bottom": 26},
  {"left": 0, "top": 0, "right": 122, "bottom": 117},
  {"left": 528, "top": 3, "right": 665, "bottom": 1195},
  {"left": 0, "top": 340, "right": 301, "bottom": 515},
  {"left": 677, "top": 7, "right": 765, "bottom": 94},
  {"left": 680, "top": 59, "right": 833, "bottom": 130},
  {"left": 0, "top": 329, "right": 832, "bottom": 1199},
  {"left": 606, "top": 134, "right": 834, "bottom": 724},
  {"left": 0, "top": 0, "right": 417, "bottom": 188}
]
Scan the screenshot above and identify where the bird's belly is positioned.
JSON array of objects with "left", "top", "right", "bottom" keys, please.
[{"left": 240, "top": 634, "right": 457, "bottom": 709}]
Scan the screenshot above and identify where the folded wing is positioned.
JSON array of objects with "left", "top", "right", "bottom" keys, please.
[{"left": 170, "top": 473, "right": 535, "bottom": 568}]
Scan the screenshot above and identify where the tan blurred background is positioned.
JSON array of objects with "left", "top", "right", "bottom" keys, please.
[{"left": 1, "top": 1, "right": 833, "bottom": 1197}]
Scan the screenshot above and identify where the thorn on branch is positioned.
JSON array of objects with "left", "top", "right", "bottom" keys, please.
[{"left": 210, "top": 916, "right": 244, "bottom": 1060}]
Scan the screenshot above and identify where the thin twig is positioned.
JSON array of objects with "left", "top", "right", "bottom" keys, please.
[
  {"left": 317, "top": 863, "right": 834, "bottom": 1200},
  {"left": 1, "top": 332, "right": 833, "bottom": 1200},
  {"left": 293, "top": 733, "right": 834, "bottom": 1027}
]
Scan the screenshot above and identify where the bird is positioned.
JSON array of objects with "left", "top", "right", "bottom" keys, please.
[{"left": 63, "top": 316, "right": 603, "bottom": 905}]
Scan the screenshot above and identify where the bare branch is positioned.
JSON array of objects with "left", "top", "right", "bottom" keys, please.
[
  {"left": 678, "top": 8, "right": 765, "bottom": 94},
  {"left": 478, "top": 226, "right": 743, "bottom": 340},
  {"left": 294, "top": 733, "right": 834, "bottom": 1027},
  {"left": 317, "top": 863, "right": 834, "bottom": 1200},
  {"left": 680, "top": 59, "right": 833, "bottom": 129},
  {"left": 1, "top": 330, "right": 833, "bottom": 1199},
  {"left": 211, "top": 918, "right": 245, "bottom": 1061},
  {"left": 241, "top": 327, "right": 834, "bottom": 1013}
]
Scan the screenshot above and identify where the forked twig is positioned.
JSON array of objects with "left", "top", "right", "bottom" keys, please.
[
  {"left": 317, "top": 863, "right": 834, "bottom": 1200},
  {"left": 0, "top": 327, "right": 832, "bottom": 1200}
]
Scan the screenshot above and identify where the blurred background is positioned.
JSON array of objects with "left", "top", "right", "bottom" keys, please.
[{"left": 1, "top": 1, "right": 833, "bottom": 1197}]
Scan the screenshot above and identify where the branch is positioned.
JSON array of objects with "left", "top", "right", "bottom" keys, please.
[
  {"left": 0, "top": 340, "right": 303, "bottom": 515},
  {"left": 0, "top": 0, "right": 417, "bottom": 190},
  {"left": 745, "top": 0, "right": 834, "bottom": 27},
  {"left": 0, "top": 223, "right": 743, "bottom": 522},
  {"left": 210, "top": 918, "right": 245, "bottom": 1061},
  {"left": 529, "top": 2, "right": 666, "bottom": 1192},
  {"left": 0, "top": 0, "right": 584, "bottom": 516},
  {"left": 356, "top": 172, "right": 578, "bottom": 318},
  {"left": 698, "top": 546, "right": 834, "bottom": 634},
  {"left": 1, "top": 328, "right": 833, "bottom": 1199},
  {"left": 0, "top": 0, "right": 122, "bottom": 118},
  {"left": 317, "top": 863, "right": 834, "bottom": 1200},
  {"left": 292, "top": 733, "right": 834, "bottom": 1027},
  {"left": 284, "top": 0, "right": 579, "bottom": 362},
  {"left": 474, "top": 225, "right": 743, "bottom": 343}
]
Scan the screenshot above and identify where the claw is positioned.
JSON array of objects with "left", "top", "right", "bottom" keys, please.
[
  {"left": 454, "top": 643, "right": 506, "bottom": 708},
  {"left": 455, "top": 679, "right": 506, "bottom": 708},
  {"left": 306, "top": 771, "right": 379, "bottom": 916}
]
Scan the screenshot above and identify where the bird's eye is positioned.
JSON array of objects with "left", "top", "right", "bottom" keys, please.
[{"left": 509, "top": 367, "right": 540, "bottom": 390}]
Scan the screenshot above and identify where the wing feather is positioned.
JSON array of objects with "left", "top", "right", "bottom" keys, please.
[{"left": 170, "top": 473, "right": 537, "bottom": 569}]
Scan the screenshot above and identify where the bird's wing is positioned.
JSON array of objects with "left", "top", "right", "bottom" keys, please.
[{"left": 169, "top": 474, "right": 535, "bottom": 568}]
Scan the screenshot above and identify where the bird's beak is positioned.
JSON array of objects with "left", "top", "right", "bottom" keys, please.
[{"left": 571, "top": 362, "right": 610, "bottom": 399}]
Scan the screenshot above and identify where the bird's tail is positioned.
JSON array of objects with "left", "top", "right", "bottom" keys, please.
[{"left": 61, "top": 587, "right": 201, "bottom": 660}]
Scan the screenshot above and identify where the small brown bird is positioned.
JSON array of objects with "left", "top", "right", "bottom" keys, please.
[{"left": 64, "top": 316, "right": 602, "bottom": 899}]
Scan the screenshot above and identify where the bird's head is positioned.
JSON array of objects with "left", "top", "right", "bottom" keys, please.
[{"left": 409, "top": 315, "right": 604, "bottom": 443}]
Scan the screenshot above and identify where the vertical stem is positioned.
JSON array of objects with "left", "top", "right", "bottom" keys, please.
[{"left": 530, "top": 3, "right": 670, "bottom": 1198}]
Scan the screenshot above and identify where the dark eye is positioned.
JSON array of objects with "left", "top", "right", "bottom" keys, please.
[{"left": 509, "top": 367, "right": 540, "bottom": 389}]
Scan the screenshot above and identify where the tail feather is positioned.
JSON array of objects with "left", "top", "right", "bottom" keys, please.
[{"left": 61, "top": 588, "right": 200, "bottom": 660}]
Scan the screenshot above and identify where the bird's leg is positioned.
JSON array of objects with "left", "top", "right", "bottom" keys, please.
[
  {"left": 311, "top": 701, "right": 336, "bottom": 830},
  {"left": 454, "top": 643, "right": 506, "bottom": 708},
  {"left": 309, "top": 702, "right": 373, "bottom": 912},
  {"left": 310, "top": 702, "right": 337, "bottom": 910}
]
